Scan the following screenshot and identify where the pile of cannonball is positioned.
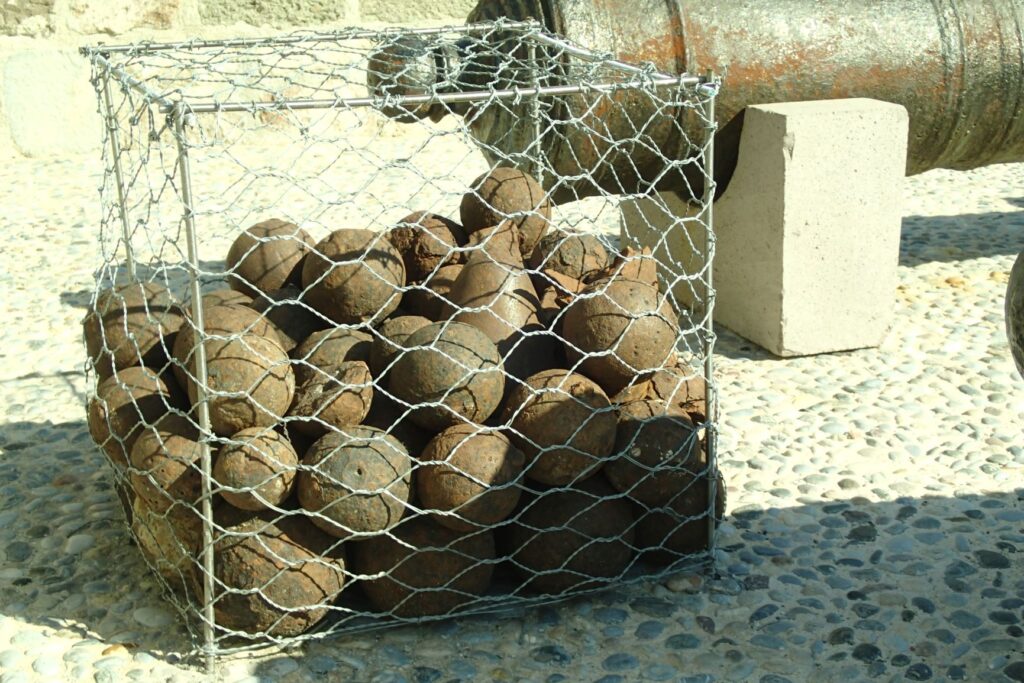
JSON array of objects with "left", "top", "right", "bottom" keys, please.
[{"left": 84, "top": 166, "right": 726, "bottom": 638}]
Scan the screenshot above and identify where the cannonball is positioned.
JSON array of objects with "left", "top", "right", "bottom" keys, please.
[
  {"left": 635, "top": 470, "right": 726, "bottom": 565},
  {"left": 214, "top": 427, "right": 299, "bottom": 511},
  {"left": 369, "top": 315, "right": 431, "bottom": 376},
  {"left": 249, "top": 286, "right": 327, "bottom": 353},
  {"left": 291, "top": 327, "right": 373, "bottom": 385},
  {"left": 604, "top": 399, "right": 703, "bottom": 507},
  {"left": 183, "top": 332, "right": 295, "bottom": 436},
  {"left": 502, "top": 369, "right": 617, "bottom": 486},
  {"left": 389, "top": 321, "right": 504, "bottom": 431},
  {"left": 297, "top": 426, "right": 412, "bottom": 538},
  {"left": 83, "top": 282, "right": 185, "bottom": 379},
  {"left": 132, "top": 496, "right": 201, "bottom": 592},
  {"left": 129, "top": 414, "right": 204, "bottom": 513},
  {"left": 189, "top": 288, "right": 254, "bottom": 311},
  {"left": 206, "top": 509, "right": 346, "bottom": 637},
  {"left": 504, "top": 478, "right": 635, "bottom": 594},
  {"left": 562, "top": 279, "right": 679, "bottom": 395},
  {"left": 1007, "top": 251, "right": 1024, "bottom": 379},
  {"left": 612, "top": 361, "right": 706, "bottom": 423},
  {"left": 88, "top": 366, "right": 177, "bottom": 468},
  {"left": 528, "top": 230, "right": 612, "bottom": 282},
  {"left": 366, "top": 35, "right": 444, "bottom": 122},
  {"left": 351, "top": 517, "right": 495, "bottom": 617},
  {"left": 362, "top": 393, "right": 433, "bottom": 458},
  {"left": 460, "top": 167, "right": 551, "bottom": 259},
  {"left": 402, "top": 263, "right": 462, "bottom": 321},
  {"left": 417, "top": 424, "right": 525, "bottom": 531},
  {"left": 287, "top": 361, "right": 373, "bottom": 437},
  {"left": 302, "top": 229, "right": 405, "bottom": 325},
  {"left": 172, "top": 303, "right": 282, "bottom": 389},
  {"left": 226, "top": 218, "right": 314, "bottom": 297},
  {"left": 387, "top": 212, "right": 467, "bottom": 283}
]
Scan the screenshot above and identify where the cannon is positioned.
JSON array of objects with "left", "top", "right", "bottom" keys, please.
[{"left": 370, "top": 0, "right": 1024, "bottom": 200}]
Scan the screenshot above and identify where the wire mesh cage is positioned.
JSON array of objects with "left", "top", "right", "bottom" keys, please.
[{"left": 79, "top": 19, "right": 722, "bottom": 666}]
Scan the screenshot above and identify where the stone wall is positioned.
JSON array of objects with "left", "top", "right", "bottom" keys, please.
[{"left": 0, "top": 0, "right": 478, "bottom": 157}]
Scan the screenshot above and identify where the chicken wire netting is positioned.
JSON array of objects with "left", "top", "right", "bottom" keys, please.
[{"left": 80, "top": 19, "right": 721, "bottom": 663}]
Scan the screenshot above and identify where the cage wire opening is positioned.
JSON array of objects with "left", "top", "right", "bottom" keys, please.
[{"left": 80, "top": 19, "right": 721, "bottom": 667}]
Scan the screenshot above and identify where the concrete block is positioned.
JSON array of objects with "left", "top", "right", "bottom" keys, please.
[
  {"left": 621, "top": 98, "right": 909, "bottom": 357},
  {"left": 2, "top": 46, "right": 96, "bottom": 157}
]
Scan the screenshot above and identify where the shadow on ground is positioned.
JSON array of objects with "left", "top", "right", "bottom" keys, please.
[
  {"left": 900, "top": 211, "right": 1024, "bottom": 267},
  {"left": 1, "top": 416, "right": 1022, "bottom": 681}
]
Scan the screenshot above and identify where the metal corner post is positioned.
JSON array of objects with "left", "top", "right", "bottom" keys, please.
[
  {"left": 100, "top": 62, "right": 137, "bottom": 281},
  {"left": 171, "top": 103, "right": 217, "bottom": 673},
  {"left": 700, "top": 72, "right": 719, "bottom": 567}
]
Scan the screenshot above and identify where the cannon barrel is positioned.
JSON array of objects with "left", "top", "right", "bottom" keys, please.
[{"left": 373, "top": 0, "right": 1024, "bottom": 199}]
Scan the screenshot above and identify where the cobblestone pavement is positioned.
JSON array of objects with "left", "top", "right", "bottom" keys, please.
[{"left": 0, "top": 152, "right": 1022, "bottom": 683}]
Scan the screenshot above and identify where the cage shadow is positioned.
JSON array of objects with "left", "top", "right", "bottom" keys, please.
[
  {"left": 60, "top": 260, "right": 232, "bottom": 311},
  {"left": 3, "top": 417, "right": 1020, "bottom": 679}
]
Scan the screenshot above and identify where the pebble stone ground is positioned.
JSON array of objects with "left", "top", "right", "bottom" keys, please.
[{"left": 0, "top": 148, "right": 1022, "bottom": 683}]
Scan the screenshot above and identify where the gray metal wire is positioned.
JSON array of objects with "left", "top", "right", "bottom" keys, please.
[{"left": 80, "top": 19, "right": 720, "bottom": 669}]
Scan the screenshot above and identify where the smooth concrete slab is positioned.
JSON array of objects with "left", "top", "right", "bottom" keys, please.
[{"left": 622, "top": 98, "right": 909, "bottom": 357}]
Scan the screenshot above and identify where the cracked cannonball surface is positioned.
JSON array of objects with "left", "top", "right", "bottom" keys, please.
[
  {"left": 83, "top": 281, "right": 185, "bottom": 379},
  {"left": 612, "top": 361, "right": 707, "bottom": 423},
  {"left": 528, "top": 229, "right": 612, "bottom": 282},
  {"left": 214, "top": 427, "right": 299, "bottom": 511},
  {"left": 635, "top": 470, "right": 726, "bottom": 565},
  {"left": 291, "top": 327, "right": 373, "bottom": 385},
  {"left": 401, "top": 263, "right": 463, "bottom": 321},
  {"left": 504, "top": 477, "right": 635, "bottom": 595},
  {"left": 226, "top": 218, "right": 314, "bottom": 297},
  {"left": 389, "top": 321, "right": 504, "bottom": 431},
  {"left": 287, "top": 360, "right": 373, "bottom": 437},
  {"left": 88, "top": 366, "right": 177, "bottom": 468},
  {"left": 302, "top": 229, "right": 405, "bottom": 325},
  {"left": 386, "top": 212, "right": 467, "bottom": 283},
  {"left": 172, "top": 303, "right": 282, "bottom": 389},
  {"left": 248, "top": 286, "right": 327, "bottom": 353},
  {"left": 205, "top": 509, "right": 346, "bottom": 637},
  {"left": 370, "top": 315, "right": 431, "bottom": 377},
  {"left": 460, "top": 167, "right": 551, "bottom": 259},
  {"left": 352, "top": 516, "right": 496, "bottom": 618},
  {"left": 503, "top": 369, "right": 617, "bottom": 486},
  {"left": 562, "top": 279, "right": 679, "bottom": 396},
  {"left": 131, "top": 497, "right": 201, "bottom": 592},
  {"left": 417, "top": 423, "right": 525, "bottom": 531},
  {"left": 604, "top": 399, "right": 704, "bottom": 507},
  {"left": 297, "top": 426, "right": 411, "bottom": 538},
  {"left": 128, "top": 414, "right": 204, "bottom": 514}
]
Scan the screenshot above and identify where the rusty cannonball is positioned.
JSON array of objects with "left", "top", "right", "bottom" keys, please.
[
  {"left": 248, "top": 286, "right": 327, "bottom": 353},
  {"left": 389, "top": 321, "right": 504, "bottom": 431},
  {"left": 206, "top": 508, "right": 346, "bottom": 637},
  {"left": 297, "top": 426, "right": 412, "bottom": 538},
  {"left": 190, "top": 288, "right": 254, "bottom": 310},
  {"left": 402, "top": 263, "right": 462, "bottom": 321},
  {"left": 302, "top": 229, "right": 405, "bottom": 325},
  {"left": 182, "top": 332, "right": 295, "bottom": 436},
  {"left": 502, "top": 369, "right": 617, "bottom": 486},
  {"left": 88, "top": 366, "right": 177, "bottom": 468},
  {"left": 226, "top": 218, "right": 314, "bottom": 297},
  {"left": 417, "top": 424, "right": 525, "bottom": 531},
  {"left": 528, "top": 229, "right": 612, "bottom": 282},
  {"left": 351, "top": 517, "right": 496, "bottom": 618},
  {"left": 132, "top": 496, "right": 201, "bottom": 592},
  {"left": 287, "top": 360, "right": 374, "bottom": 437},
  {"left": 612, "top": 361, "right": 707, "bottom": 424},
  {"left": 129, "top": 414, "right": 204, "bottom": 513},
  {"left": 369, "top": 315, "right": 431, "bottom": 376},
  {"left": 635, "top": 470, "right": 726, "bottom": 565},
  {"left": 604, "top": 399, "right": 703, "bottom": 507},
  {"left": 362, "top": 392, "right": 433, "bottom": 458},
  {"left": 504, "top": 478, "right": 635, "bottom": 594},
  {"left": 291, "top": 327, "right": 373, "bottom": 385},
  {"left": 386, "top": 212, "right": 467, "bottom": 283},
  {"left": 172, "top": 303, "right": 283, "bottom": 389},
  {"left": 214, "top": 427, "right": 299, "bottom": 511},
  {"left": 83, "top": 282, "right": 185, "bottom": 379},
  {"left": 562, "top": 279, "right": 679, "bottom": 396},
  {"left": 460, "top": 167, "right": 551, "bottom": 259}
]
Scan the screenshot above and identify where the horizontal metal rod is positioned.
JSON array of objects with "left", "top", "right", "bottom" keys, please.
[
  {"left": 88, "top": 51, "right": 178, "bottom": 110},
  {"left": 81, "top": 19, "right": 541, "bottom": 56},
  {"left": 170, "top": 75, "right": 703, "bottom": 114}
]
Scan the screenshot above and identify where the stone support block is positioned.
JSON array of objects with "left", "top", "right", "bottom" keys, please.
[{"left": 621, "top": 98, "right": 909, "bottom": 357}]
